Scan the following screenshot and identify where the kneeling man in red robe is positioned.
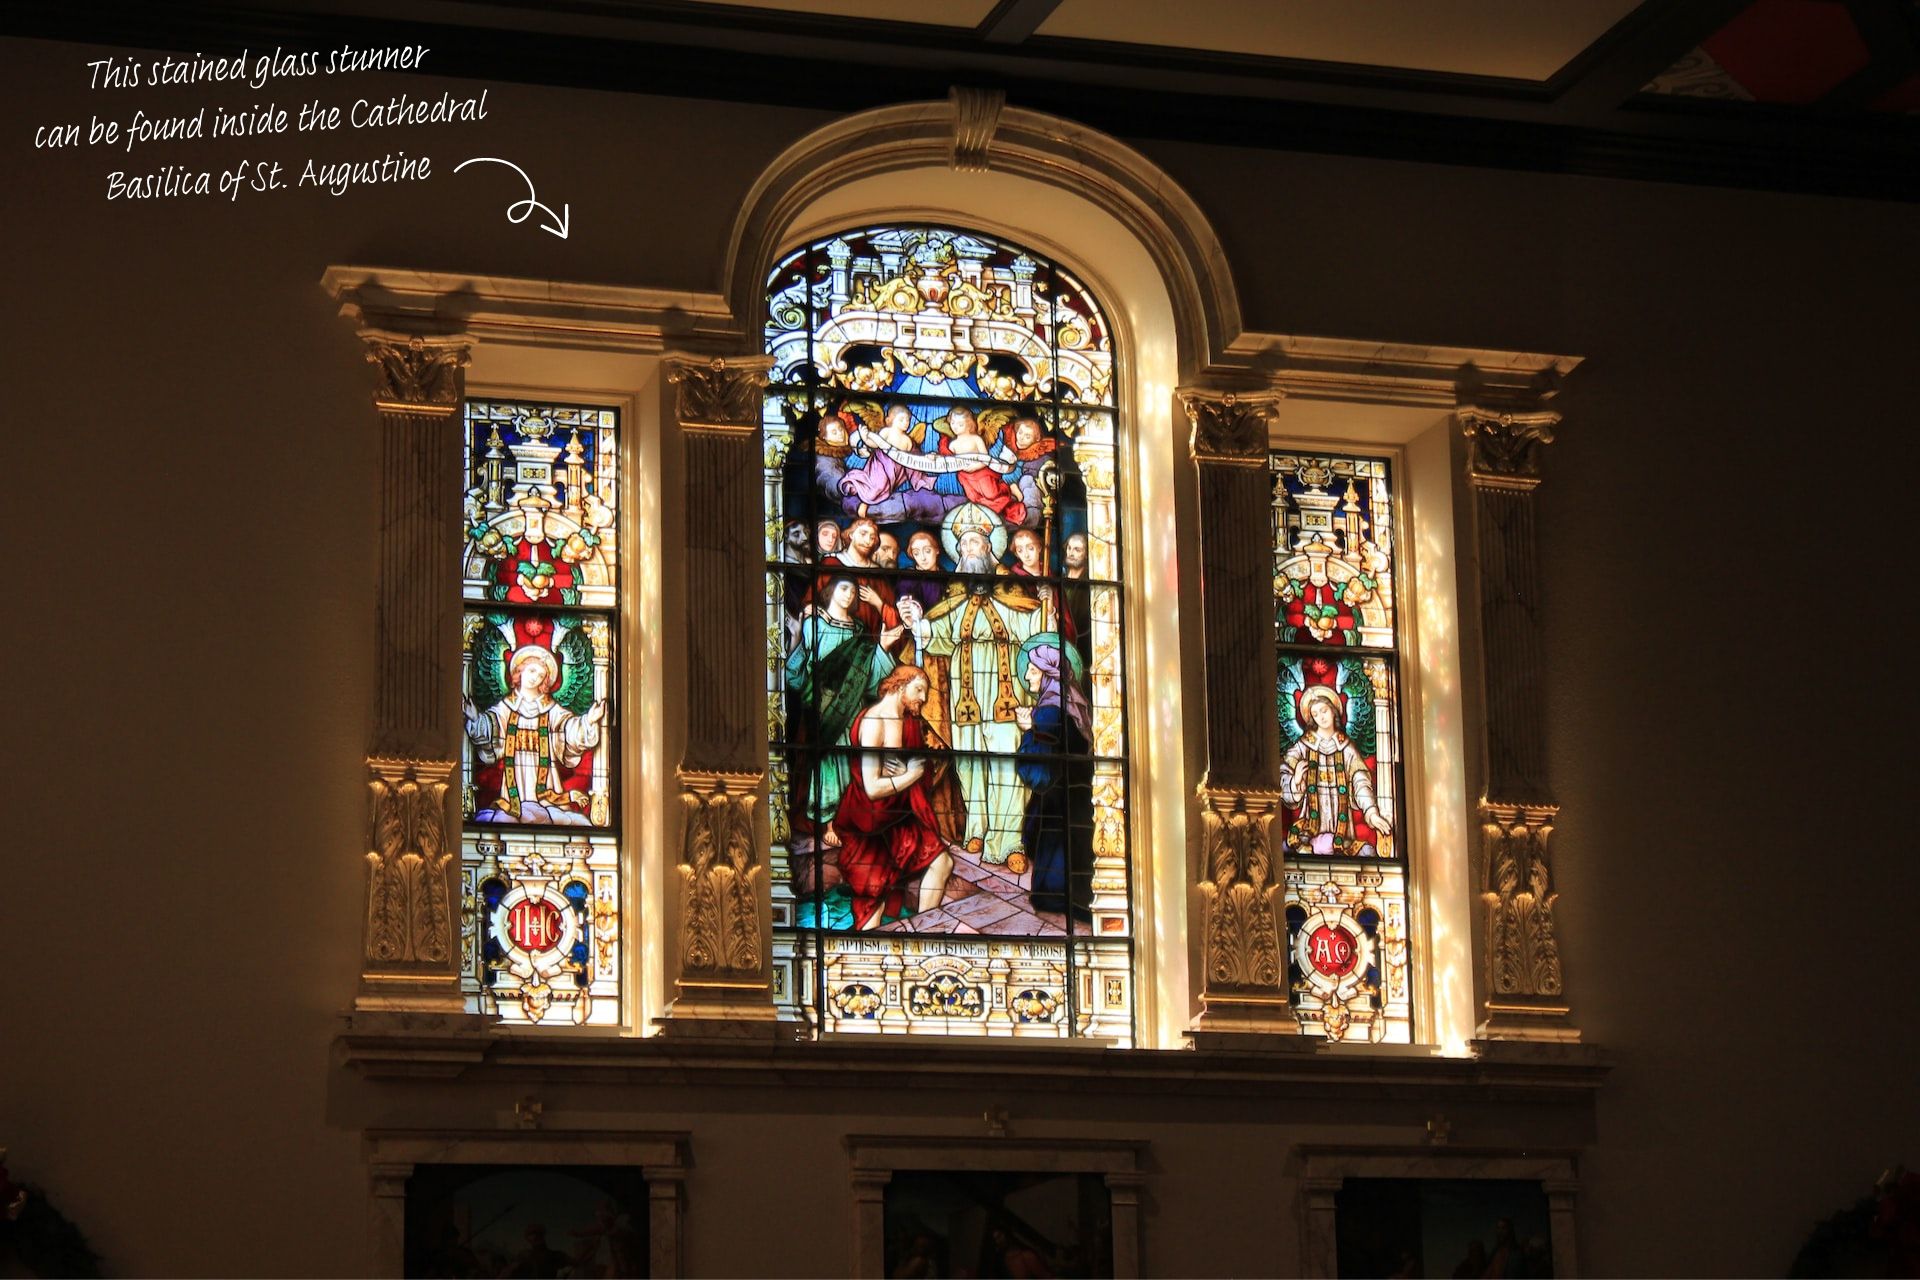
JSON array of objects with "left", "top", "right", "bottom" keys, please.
[{"left": 834, "top": 664, "right": 962, "bottom": 928}]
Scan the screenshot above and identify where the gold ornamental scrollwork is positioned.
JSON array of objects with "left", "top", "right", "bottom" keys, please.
[
  {"left": 1181, "top": 389, "right": 1282, "bottom": 467},
  {"left": 361, "top": 332, "right": 471, "bottom": 416},
  {"left": 666, "top": 355, "right": 773, "bottom": 436},
  {"left": 1480, "top": 800, "right": 1564, "bottom": 998},
  {"left": 677, "top": 770, "right": 766, "bottom": 976},
  {"left": 1459, "top": 405, "right": 1559, "bottom": 490},
  {"left": 1198, "top": 786, "right": 1286, "bottom": 990},
  {"left": 364, "top": 757, "right": 456, "bottom": 965}
]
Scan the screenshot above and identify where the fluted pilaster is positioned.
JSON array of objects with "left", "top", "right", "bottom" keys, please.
[
  {"left": 357, "top": 331, "right": 471, "bottom": 1012},
  {"left": 1460, "top": 402, "right": 1578, "bottom": 1042},
  {"left": 662, "top": 355, "right": 781, "bottom": 1026},
  {"left": 1181, "top": 388, "right": 1295, "bottom": 1033}
]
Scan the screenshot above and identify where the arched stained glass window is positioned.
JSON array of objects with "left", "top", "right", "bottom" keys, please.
[
  {"left": 457, "top": 400, "right": 624, "bottom": 1026},
  {"left": 1272, "top": 450, "right": 1412, "bottom": 1043},
  {"left": 764, "top": 226, "right": 1133, "bottom": 1041}
]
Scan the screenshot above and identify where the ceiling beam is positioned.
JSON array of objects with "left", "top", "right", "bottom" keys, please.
[
  {"left": 3, "top": 0, "right": 1915, "bottom": 200},
  {"left": 977, "top": 0, "right": 1063, "bottom": 46},
  {"left": 1552, "top": 0, "right": 1755, "bottom": 116}
]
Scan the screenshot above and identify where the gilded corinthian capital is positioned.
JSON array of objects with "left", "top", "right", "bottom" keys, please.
[
  {"left": 363, "top": 757, "right": 455, "bottom": 966},
  {"left": 1193, "top": 786, "right": 1295, "bottom": 1031},
  {"left": 1458, "top": 404, "right": 1559, "bottom": 490},
  {"left": 1181, "top": 389, "right": 1281, "bottom": 466},
  {"left": 1478, "top": 801, "right": 1578, "bottom": 1041},
  {"left": 361, "top": 331, "right": 471, "bottom": 415},
  {"left": 665, "top": 355, "right": 772, "bottom": 434},
  {"left": 676, "top": 771, "right": 765, "bottom": 979}
]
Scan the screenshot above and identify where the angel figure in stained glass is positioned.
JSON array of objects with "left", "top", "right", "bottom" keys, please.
[
  {"left": 939, "top": 405, "right": 1028, "bottom": 526},
  {"left": 840, "top": 402, "right": 943, "bottom": 522},
  {"left": 466, "top": 639, "right": 605, "bottom": 825},
  {"left": 806, "top": 407, "right": 854, "bottom": 507},
  {"left": 996, "top": 414, "right": 1058, "bottom": 527},
  {"left": 1282, "top": 685, "right": 1392, "bottom": 857}
]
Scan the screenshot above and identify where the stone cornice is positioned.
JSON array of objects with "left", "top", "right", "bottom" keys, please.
[
  {"left": 321, "top": 266, "right": 1581, "bottom": 402},
  {"left": 1237, "top": 337, "right": 1581, "bottom": 409},
  {"left": 323, "top": 266, "right": 741, "bottom": 355},
  {"left": 337, "top": 1022, "right": 1610, "bottom": 1101}
]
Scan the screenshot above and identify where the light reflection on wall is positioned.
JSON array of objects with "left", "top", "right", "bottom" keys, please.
[{"left": 1407, "top": 419, "right": 1472, "bottom": 1056}]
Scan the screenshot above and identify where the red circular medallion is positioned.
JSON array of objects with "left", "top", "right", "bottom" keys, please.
[
  {"left": 1306, "top": 924, "right": 1358, "bottom": 976},
  {"left": 505, "top": 898, "right": 566, "bottom": 952}
]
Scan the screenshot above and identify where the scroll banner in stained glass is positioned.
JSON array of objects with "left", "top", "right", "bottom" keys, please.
[
  {"left": 464, "top": 402, "right": 619, "bottom": 609},
  {"left": 765, "top": 226, "right": 1131, "bottom": 1043},
  {"left": 1271, "top": 452, "right": 1396, "bottom": 648}
]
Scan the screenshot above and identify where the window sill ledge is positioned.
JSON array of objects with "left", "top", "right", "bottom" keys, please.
[{"left": 337, "top": 1012, "right": 1608, "bottom": 1102}]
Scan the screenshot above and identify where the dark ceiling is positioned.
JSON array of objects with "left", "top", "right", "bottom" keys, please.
[{"left": 8, "top": 0, "right": 1919, "bottom": 199}]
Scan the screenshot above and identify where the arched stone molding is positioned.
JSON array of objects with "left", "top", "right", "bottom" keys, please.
[{"left": 724, "top": 95, "right": 1245, "bottom": 383}]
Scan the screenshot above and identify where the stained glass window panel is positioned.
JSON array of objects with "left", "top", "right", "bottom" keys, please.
[
  {"left": 462, "top": 610, "right": 615, "bottom": 829},
  {"left": 1284, "top": 862, "right": 1412, "bottom": 1044},
  {"left": 766, "top": 226, "right": 1130, "bottom": 1042},
  {"left": 1271, "top": 451, "right": 1396, "bottom": 648},
  {"left": 461, "top": 831, "right": 621, "bottom": 1027},
  {"left": 1274, "top": 448, "right": 1410, "bottom": 1044},
  {"left": 464, "top": 402, "right": 619, "bottom": 609},
  {"left": 781, "top": 229, "right": 1115, "bottom": 407},
  {"left": 461, "top": 398, "right": 623, "bottom": 1028},
  {"left": 1277, "top": 653, "right": 1400, "bottom": 860}
]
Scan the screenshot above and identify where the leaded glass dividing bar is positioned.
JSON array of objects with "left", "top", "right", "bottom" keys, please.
[
  {"left": 764, "top": 226, "right": 1134, "bottom": 1041},
  {"left": 1271, "top": 450, "right": 1413, "bottom": 1043}
]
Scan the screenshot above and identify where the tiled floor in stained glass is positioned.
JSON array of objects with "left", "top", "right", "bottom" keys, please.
[{"left": 788, "top": 832, "right": 1089, "bottom": 936}]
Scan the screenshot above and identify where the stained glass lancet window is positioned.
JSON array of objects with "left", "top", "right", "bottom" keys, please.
[
  {"left": 1272, "top": 450, "right": 1412, "bottom": 1043},
  {"left": 764, "top": 226, "right": 1133, "bottom": 1041},
  {"left": 457, "top": 400, "right": 622, "bottom": 1027}
]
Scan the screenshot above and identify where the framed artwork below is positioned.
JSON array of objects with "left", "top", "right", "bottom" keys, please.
[
  {"left": 1297, "top": 1147, "right": 1579, "bottom": 1279},
  {"left": 846, "top": 1135, "right": 1146, "bottom": 1279},
  {"left": 364, "top": 1130, "right": 689, "bottom": 1279},
  {"left": 404, "top": 1163, "right": 649, "bottom": 1278},
  {"left": 884, "top": 1168, "right": 1114, "bottom": 1278},
  {"left": 1334, "top": 1178, "right": 1554, "bottom": 1279}
]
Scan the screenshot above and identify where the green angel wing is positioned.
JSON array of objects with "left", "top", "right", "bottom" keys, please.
[
  {"left": 1276, "top": 657, "right": 1302, "bottom": 747},
  {"left": 1343, "top": 662, "right": 1378, "bottom": 760},
  {"left": 471, "top": 624, "right": 511, "bottom": 710},
  {"left": 553, "top": 625, "right": 598, "bottom": 716}
]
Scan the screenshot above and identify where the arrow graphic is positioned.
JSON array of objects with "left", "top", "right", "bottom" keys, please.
[{"left": 453, "top": 156, "right": 570, "bottom": 240}]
